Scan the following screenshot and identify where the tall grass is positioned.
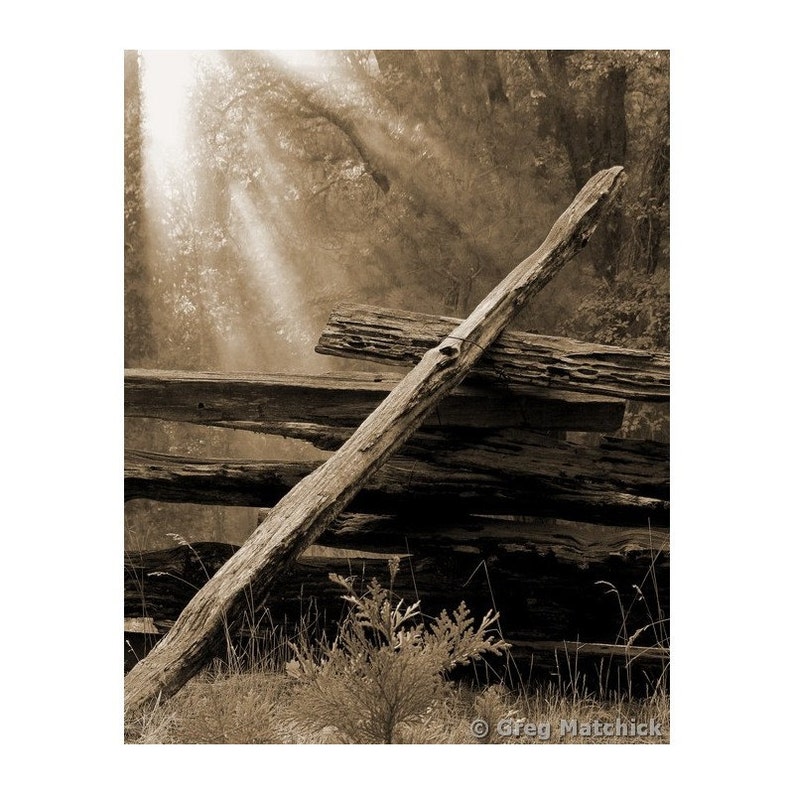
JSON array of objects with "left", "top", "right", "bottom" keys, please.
[{"left": 125, "top": 554, "right": 669, "bottom": 744}]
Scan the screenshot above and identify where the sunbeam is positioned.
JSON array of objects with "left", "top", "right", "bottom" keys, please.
[
  {"left": 141, "top": 51, "right": 198, "bottom": 179},
  {"left": 269, "top": 49, "right": 340, "bottom": 81},
  {"left": 230, "top": 182, "right": 319, "bottom": 369}
]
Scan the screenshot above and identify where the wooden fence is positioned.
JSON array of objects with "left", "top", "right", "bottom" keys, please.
[{"left": 124, "top": 166, "right": 669, "bottom": 713}]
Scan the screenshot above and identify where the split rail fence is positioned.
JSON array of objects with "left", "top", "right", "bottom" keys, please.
[{"left": 124, "top": 167, "right": 669, "bottom": 714}]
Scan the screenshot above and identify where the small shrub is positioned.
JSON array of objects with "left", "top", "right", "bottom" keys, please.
[{"left": 286, "top": 571, "right": 509, "bottom": 743}]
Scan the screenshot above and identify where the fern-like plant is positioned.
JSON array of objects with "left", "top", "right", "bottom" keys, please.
[{"left": 286, "top": 570, "right": 509, "bottom": 743}]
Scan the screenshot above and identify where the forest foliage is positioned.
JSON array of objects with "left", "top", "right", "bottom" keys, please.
[{"left": 126, "top": 49, "right": 668, "bottom": 368}]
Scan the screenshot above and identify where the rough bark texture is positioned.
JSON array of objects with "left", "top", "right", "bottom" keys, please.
[
  {"left": 125, "top": 429, "right": 669, "bottom": 526},
  {"left": 316, "top": 304, "right": 669, "bottom": 401},
  {"left": 124, "top": 166, "right": 626, "bottom": 715},
  {"left": 125, "top": 369, "right": 626, "bottom": 434}
]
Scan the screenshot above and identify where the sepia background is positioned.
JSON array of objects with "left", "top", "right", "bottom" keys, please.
[{"left": 124, "top": 50, "right": 669, "bottom": 551}]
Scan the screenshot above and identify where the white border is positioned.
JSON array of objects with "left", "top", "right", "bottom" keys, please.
[{"left": 5, "top": 1, "right": 790, "bottom": 789}]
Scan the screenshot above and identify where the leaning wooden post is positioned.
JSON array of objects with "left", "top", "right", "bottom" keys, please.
[{"left": 124, "top": 166, "right": 625, "bottom": 715}]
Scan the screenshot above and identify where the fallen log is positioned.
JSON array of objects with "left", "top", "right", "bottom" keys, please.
[
  {"left": 125, "top": 433, "right": 669, "bottom": 526},
  {"left": 124, "top": 166, "right": 626, "bottom": 715},
  {"left": 508, "top": 640, "right": 669, "bottom": 664},
  {"left": 316, "top": 304, "right": 669, "bottom": 401},
  {"left": 125, "top": 369, "right": 626, "bottom": 433},
  {"left": 505, "top": 641, "right": 669, "bottom": 693}
]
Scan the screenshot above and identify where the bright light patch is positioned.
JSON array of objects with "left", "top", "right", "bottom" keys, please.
[
  {"left": 230, "top": 184, "right": 320, "bottom": 370},
  {"left": 269, "top": 49, "right": 346, "bottom": 84},
  {"left": 141, "top": 51, "right": 197, "bottom": 177},
  {"left": 270, "top": 50, "right": 327, "bottom": 72}
]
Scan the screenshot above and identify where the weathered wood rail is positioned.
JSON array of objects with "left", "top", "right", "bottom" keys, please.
[
  {"left": 317, "top": 304, "right": 670, "bottom": 401},
  {"left": 124, "top": 166, "right": 627, "bottom": 714},
  {"left": 125, "top": 369, "right": 626, "bottom": 433},
  {"left": 304, "top": 512, "right": 670, "bottom": 564},
  {"left": 125, "top": 429, "right": 669, "bottom": 526},
  {"left": 125, "top": 514, "right": 669, "bottom": 637},
  {"left": 125, "top": 515, "right": 669, "bottom": 671}
]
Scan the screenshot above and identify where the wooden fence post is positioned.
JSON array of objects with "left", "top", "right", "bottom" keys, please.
[{"left": 124, "top": 166, "right": 625, "bottom": 715}]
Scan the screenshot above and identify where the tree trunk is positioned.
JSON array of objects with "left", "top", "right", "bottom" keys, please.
[
  {"left": 316, "top": 304, "right": 669, "bottom": 401},
  {"left": 124, "top": 50, "right": 155, "bottom": 367},
  {"left": 125, "top": 369, "right": 626, "bottom": 434},
  {"left": 124, "top": 166, "right": 625, "bottom": 715},
  {"left": 525, "top": 52, "right": 629, "bottom": 281}
]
